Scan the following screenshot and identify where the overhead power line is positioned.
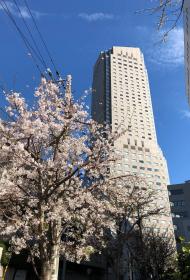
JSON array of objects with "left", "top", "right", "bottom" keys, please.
[
  {"left": 13, "top": 0, "right": 48, "bottom": 71},
  {"left": 0, "top": 0, "right": 61, "bottom": 82},
  {"left": 23, "top": 0, "right": 60, "bottom": 77},
  {"left": 0, "top": 0, "right": 45, "bottom": 76}
]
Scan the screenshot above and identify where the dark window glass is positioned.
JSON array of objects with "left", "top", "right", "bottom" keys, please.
[
  {"left": 173, "top": 211, "right": 188, "bottom": 218},
  {"left": 170, "top": 189, "right": 184, "bottom": 195},
  {"left": 187, "top": 226, "right": 190, "bottom": 231}
]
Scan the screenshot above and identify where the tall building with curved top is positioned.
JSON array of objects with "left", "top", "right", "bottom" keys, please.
[{"left": 92, "top": 46, "right": 175, "bottom": 237}]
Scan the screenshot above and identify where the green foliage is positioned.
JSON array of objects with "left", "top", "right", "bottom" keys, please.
[
  {"left": 0, "top": 241, "right": 11, "bottom": 267},
  {"left": 177, "top": 241, "right": 190, "bottom": 280},
  {"left": 168, "top": 237, "right": 190, "bottom": 280}
]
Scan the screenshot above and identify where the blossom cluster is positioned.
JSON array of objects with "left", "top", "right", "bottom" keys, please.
[{"left": 0, "top": 78, "right": 159, "bottom": 265}]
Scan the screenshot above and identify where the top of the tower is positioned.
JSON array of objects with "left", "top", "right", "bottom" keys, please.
[
  {"left": 111, "top": 46, "right": 144, "bottom": 60},
  {"left": 98, "top": 46, "right": 145, "bottom": 63}
]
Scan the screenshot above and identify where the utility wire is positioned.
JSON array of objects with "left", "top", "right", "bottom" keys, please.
[
  {"left": 0, "top": 0, "right": 45, "bottom": 76},
  {"left": 23, "top": 0, "right": 60, "bottom": 77},
  {"left": 13, "top": 0, "right": 48, "bottom": 71}
]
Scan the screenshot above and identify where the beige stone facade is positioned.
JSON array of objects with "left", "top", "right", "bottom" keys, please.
[{"left": 92, "top": 46, "right": 175, "bottom": 237}]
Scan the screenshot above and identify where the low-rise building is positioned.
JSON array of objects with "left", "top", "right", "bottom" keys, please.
[{"left": 168, "top": 180, "right": 190, "bottom": 241}]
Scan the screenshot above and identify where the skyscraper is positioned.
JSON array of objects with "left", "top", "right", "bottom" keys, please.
[
  {"left": 183, "top": 0, "right": 190, "bottom": 105},
  {"left": 92, "top": 46, "right": 174, "bottom": 236}
]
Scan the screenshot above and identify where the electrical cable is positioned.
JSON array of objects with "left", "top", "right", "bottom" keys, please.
[
  {"left": 23, "top": 0, "right": 60, "bottom": 77},
  {"left": 0, "top": 0, "right": 45, "bottom": 76},
  {"left": 13, "top": 0, "right": 49, "bottom": 71}
]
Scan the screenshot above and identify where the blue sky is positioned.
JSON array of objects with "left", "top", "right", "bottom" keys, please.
[{"left": 0, "top": 0, "right": 189, "bottom": 184}]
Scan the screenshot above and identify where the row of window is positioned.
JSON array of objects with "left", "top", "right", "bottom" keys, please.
[
  {"left": 116, "top": 162, "right": 162, "bottom": 174},
  {"left": 170, "top": 200, "right": 185, "bottom": 207},
  {"left": 131, "top": 165, "right": 159, "bottom": 172},
  {"left": 115, "top": 168, "right": 163, "bottom": 184},
  {"left": 113, "top": 60, "right": 143, "bottom": 66},
  {"left": 112, "top": 74, "right": 146, "bottom": 85},
  {"left": 172, "top": 211, "right": 188, "bottom": 218},
  {"left": 126, "top": 159, "right": 162, "bottom": 168},
  {"left": 113, "top": 55, "right": 141, "bottom": 63},
  {"left": 169, "top": 189, "right": 184, "bottom": 196},
  {"left": 174, "top": 224, "right": 190, "bottom": 231},
  {"left": 112, "top": 84, "right": 147, "bottom": 92}
]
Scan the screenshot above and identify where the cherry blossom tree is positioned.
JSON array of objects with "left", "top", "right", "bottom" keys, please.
[
  {"left": 129, "top": 229, "right": 176, "bottom": 280},
  {"left": 102, "top": 180, "right": 170, "bottom": 280},
  {"left": 0, "top": 75, "right": 120, "bottom": 280},
  {"left": 142, "top": 0, "right": 184, "bottom": 39},
  {"left": 0, "top": 75, "right": 173, "bottom": 280}
]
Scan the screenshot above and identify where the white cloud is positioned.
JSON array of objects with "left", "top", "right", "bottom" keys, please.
[
  {"left": 149, "top": 28, "right": 184, "bottom": 67},
  {"left": 182, "top": 110, "right": 190, "bottom": 118},
  {"left": 136, "top": 26, "right": 184, "bottom": 67},
  {"left": 0, "top": 1, "right": 47, "bottom": 19},
  {"left": 78, "top": 12, "right": 114, "bottom": 22}
]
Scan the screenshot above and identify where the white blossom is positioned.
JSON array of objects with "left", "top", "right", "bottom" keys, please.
[{"left": 0, "top": 78, "right": 158, "bottom": 279}]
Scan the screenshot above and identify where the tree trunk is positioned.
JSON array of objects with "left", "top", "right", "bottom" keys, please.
[
  {"left": 50, "top": 244, "right": 60, "bottom": 280},
  {"left": 40, "top": 261, "right": 51, "bottom": 280},
  {"left": 40, "top": 244, "right": 60, "bottom": 280}
]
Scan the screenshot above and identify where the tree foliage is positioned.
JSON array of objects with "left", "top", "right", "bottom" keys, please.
[
  {"left": 0, "top": 77, "right": 119, "bottom": 277},
  {"left": 0, "top": 240, "right": 10, "bottom": 267},
  {"left": 173, "top": 237, "right": 190, "bottom": 280},
  {"left": 103, "top": 193, "right": 176, "bottom": 280},
  {"left": 0, "top": 76, "right": 161, "bottom": 279}
]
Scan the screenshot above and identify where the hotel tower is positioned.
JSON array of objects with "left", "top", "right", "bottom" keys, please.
[{"left": 92, "top": 46, "right": 174, "bottom": 236}]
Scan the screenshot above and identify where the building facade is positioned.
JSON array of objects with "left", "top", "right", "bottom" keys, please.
[
  {"left": 183, "top": 0, "right": 190, "bottom": 105},
  {"left": 168, "top": 180, "right": 190, "bottom": 242},
  {"left": 92, "top": 46, "right": 174, "bottom": 236}
]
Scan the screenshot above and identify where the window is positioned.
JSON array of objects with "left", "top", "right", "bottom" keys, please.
[
  {"left": 187, "top": 226, "right": 190, "bottom": 231},
  {"left": 169, "top": 189, "right": 184, "bottom": 195},
  {"left": 173, "top": 225, "right": 177, "bottom": 230},
  {"left": 172, "top": 201, "right": 185, "bottom": 207},
  {"left": 180, "top": 212, "right": 187, "bottom": 218},
  {"left": 173, "top": 212, "right": 188, "bottom": 218}
]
